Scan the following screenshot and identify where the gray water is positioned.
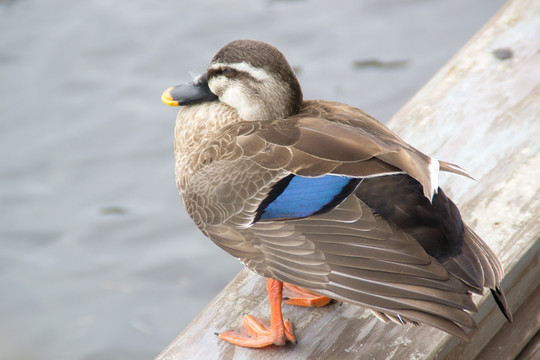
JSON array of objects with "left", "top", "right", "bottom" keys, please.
[{"left": 0, "top": 1, "right": 506, "bottom": 359}]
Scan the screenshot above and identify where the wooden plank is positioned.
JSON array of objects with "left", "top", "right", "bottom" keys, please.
[
  {"left": 474, "top": 284, "right": 540, "bottom": 360},
  {"left": 515, "top": 329, "right": 540, "bottom": 360},
  {"left": 156, "top": 0, "right": 540, "bottom": 358}
]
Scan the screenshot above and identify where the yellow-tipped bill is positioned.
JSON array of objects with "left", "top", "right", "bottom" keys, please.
[
  {"left": 161, "top": 73, "right": 218, "bottom": 107},
  {"left": 161, "top": 87, "right": 180, "bottom": 106}
]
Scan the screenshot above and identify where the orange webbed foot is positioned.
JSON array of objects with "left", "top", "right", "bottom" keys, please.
[
  {"left": 283, "top": 283, "right": 332, "bottom": 307},
  {"left": 217, "top": 279, "right": 296, "bottom": 348},
  {"left": 217, "top": 314, "right": 296, "bottom": 348}
]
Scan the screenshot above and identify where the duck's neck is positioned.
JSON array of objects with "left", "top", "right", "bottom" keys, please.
[
  {"left": 232, "top": 83, "right": 302, "bottom": 121},
  {"left": 174, "top": 101, "right": 242, "bottom": 187}
]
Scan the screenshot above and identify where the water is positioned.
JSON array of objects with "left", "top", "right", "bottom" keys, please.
[{"left": 0, "top": 0, "right": 506, "bottom": 358}]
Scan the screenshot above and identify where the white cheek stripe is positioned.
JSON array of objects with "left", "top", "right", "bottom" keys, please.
[
  {"left": 221, "top": 85, "right": 253, "bottom": 116},
  {"left": 210, "top": 62, "right": 270, "bottom": 81}
]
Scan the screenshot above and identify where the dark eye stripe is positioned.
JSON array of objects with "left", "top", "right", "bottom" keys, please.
[
  {"left": 222, "top": 67, "right": 235, "bottom": 76},
  {"left": 207, "top": 66, "right": 260, "bottom": 83}
]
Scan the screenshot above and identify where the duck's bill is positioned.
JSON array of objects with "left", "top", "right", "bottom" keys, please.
[{"left": 161, "top": 73, "right": 218, "bottom": 106}]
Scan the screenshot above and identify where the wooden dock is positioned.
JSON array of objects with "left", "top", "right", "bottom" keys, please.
[{"left": 156, "top": 0, "right": 540, "bottom": 358}]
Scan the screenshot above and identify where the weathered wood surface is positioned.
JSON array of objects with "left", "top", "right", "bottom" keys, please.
[{"left": 156, "top": 0, "right": 540, "bottom": 358}]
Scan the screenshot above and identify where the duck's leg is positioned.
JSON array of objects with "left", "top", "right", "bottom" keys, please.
[
  {"left": 218, "top": 278, "right": 296, "bottom": 347},
  {"left": 283, "top": 283, "right": 332, "bottom": 307}
]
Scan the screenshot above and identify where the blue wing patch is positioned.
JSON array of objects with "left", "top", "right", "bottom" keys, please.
[{"left": 255, "top": 174, "right": 360, "bottom": 222}]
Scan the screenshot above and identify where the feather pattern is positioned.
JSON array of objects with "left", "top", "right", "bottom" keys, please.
[
  {"left": 166, "top": 39, "right": 511, "bottom": 342},
  {"left": 174, "top": 100, "right": 511, "bottom": 338}
]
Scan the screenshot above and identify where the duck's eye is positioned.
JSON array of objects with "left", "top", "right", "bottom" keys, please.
[{"left": 222, "top": 68, "right": 235, "bottom": 77}]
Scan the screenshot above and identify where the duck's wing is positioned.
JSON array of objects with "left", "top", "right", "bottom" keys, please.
[
  {"left": 200, "top": 173, "right": 509, "bottom": 339},
  {"left": 204, "top": 191, "right": 482, "bottom": 340},
  {"left": 233, "top": 100, "right": 471, "bottom": 201}
]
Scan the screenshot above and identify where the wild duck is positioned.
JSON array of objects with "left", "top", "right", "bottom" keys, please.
[{"left": 161, "top": 39, "right": 512, "bottom": 348}]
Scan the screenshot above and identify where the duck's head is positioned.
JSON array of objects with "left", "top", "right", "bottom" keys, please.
[{"left": 162, "top": 40, "right": 303, "bottom": 121}]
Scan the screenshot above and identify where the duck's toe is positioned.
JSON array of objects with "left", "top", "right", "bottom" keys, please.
[
  {"left": 217, "top": 314, "right": 296, "bottom": 348},
  {"left": 283, "top": 283, "right": 332, "bottom": 308}
]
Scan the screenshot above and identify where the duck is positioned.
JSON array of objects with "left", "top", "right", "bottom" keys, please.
[{"left": 161, "top": 39, "right": 512, "bottom": 348}]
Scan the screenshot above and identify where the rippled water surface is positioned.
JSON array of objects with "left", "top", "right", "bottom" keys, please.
[{"left": 0, "top": 0, "right": 506, "bottom": 358}]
